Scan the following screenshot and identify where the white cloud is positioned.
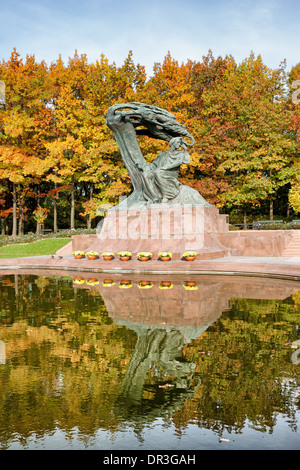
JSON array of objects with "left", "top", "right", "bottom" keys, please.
[{"left": 1, "top": 0, "right": 299, "bottom": 76}]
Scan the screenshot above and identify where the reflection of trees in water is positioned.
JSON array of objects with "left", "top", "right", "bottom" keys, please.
[
  {"left": 178, "top": 297, "right": 300, "bottom": 435},
  {"left": 0, "top": 274, "right": 107, "bottom": 323},
  {"left": 114, "top": 301, "right": 300, "bottom": 438}
]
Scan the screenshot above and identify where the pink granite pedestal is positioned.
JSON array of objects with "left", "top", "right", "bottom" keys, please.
[{"left": 72, "top": 204, "right": 230, "bottom": 260}]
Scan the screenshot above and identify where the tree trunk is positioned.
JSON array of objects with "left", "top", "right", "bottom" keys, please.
[
  {"left": 269, "top": 199, "right": 274, "bottom": 220},
  {"left": 243, "top": 206, "right": 247, "bottom": 229},
  {"left": 14, "top": 274, "right": 19, "bottom": 315},
  {"left": 53, "top": 196, "right": 57, "bottom": 232},
  {"left": 18, "top": 212, "right": 23, "bottom": 236},
  {"left": 53, "top": 176, "right": 58, "bottom": 233},
  {"left": 269, "top": 169, "right": 274, "bottom": 220},
  {"left": 12, "top": 183, "right": 17, "bottom": 237},
  {"left": 36, "top": 186, "right": 40, "bottom": 234},
  {"left": 87, "top": 183, "right": 93, "bottom": 229},
  {"left": 1, "top": 219, "right": 5, "bottom": 236},
  {"left": 87, "top": 214, "right": 92, "bottom": 230},
  {"left": 70, "top": 175, "right": 75, "bottom": 230},
  {"left": 18, "top": 193, "right": 24, "bottom": 237}
]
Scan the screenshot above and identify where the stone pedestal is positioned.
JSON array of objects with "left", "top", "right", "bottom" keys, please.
[{"left": 73, "top": 204, "right": 229, "bottom": 260}]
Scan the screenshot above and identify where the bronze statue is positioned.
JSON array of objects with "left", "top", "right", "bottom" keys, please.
[{"left": 106, "top": 102, "right": 210, "bottom": 209}]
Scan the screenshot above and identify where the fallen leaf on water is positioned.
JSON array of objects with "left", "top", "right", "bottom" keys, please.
[{"left": 219, "top": 438, "right": 230, "bottom": 442}]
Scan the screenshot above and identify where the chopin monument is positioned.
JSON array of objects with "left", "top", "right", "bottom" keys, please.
[
  {"left": 106, "top": 102, "right": 209, "bottom": 208},
  {"left": 75, "top": 102, "right": 229, "bottom": 259}
]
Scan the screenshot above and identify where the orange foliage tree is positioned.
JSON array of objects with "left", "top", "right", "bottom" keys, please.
[{"left": 0, "top": 49, "right": 53, "bottom": 235}]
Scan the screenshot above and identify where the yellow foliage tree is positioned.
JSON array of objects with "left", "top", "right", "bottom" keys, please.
[{"left": 289, "top": 180, "right": 300, "bottom": 213}]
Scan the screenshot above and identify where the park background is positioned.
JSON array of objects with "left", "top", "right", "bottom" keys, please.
[{"left": 0, "top": 47, "right": 300, "bottom": 237}]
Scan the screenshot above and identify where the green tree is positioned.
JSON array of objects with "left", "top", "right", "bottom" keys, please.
[
  {"left": 200, "top": 53, "right": 297, "bottom": 222},
  {"left": 288, "top": 63, "right": 300, "bottom": 214},
  {"left": 184, "top": 51, "right": 235, "bottom": 204}
]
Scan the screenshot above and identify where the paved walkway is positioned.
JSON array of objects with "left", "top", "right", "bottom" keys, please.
[{"left": 0, "top": 254, "right": 300, "bottom": 280}]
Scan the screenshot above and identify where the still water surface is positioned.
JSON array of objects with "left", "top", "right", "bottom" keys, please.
[{"left": 0, "top": 273, "right": 299, "bottom": 450}]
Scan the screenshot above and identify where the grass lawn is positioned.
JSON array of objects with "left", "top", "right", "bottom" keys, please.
[{"left": 0, "top": 238, "right": 70, "bottom": 258}]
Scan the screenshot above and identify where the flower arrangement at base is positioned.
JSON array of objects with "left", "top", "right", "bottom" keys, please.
[
  {"left": 183, "top": 281, "right": 198, "bottom": 290},
  {"left": 138, "top": 281, "right": 153, "bottom": 289},
  {"left": 73, "top": 277, "right": 84, "bottom": 284},
  {"left": 158, "top": 252, "right": 172, "bottom": 261},
  {"left": 85, "top": 251, "right": 98, "bottom": 260},
  {"left": 159, "top": 281, "right": 173, "bottom": 289},
  {"left": 118, "top": 251, "right": 132, "bottom": 261},
  {"left": 101, "top": 252, "right": 114, "bottom": 261},
  {"left": 182, "top": 251, "right": 197, "bottom": 261},
  {"left": 72, "top": 251, "right": 85, "bottom": 259},
  {"left": 86, "top": 278, "right": 99, "bottom": 286},
  {"left": 119, "top": 280, "right": 132, "bottom": 288},
  {"left": 137, "top": 252, "right": 152, "bottom": 261},
  {"left": 102, "top": 279, "right": 115, "bottom": 287}
]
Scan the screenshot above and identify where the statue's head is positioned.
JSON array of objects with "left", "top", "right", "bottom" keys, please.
[{"left": 169, "top": 137, "right": 185, "bottom": 150}]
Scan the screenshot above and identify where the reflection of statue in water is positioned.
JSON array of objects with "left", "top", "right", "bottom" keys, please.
[
  {"left": 112, "top": 321, "right": 213, "bottom": 423},
  {"left": 106, "top": 102, "right": 210, "bottom": 210},
  {"left": 138, "top": 137, "right": 190, "bottom": 204}
]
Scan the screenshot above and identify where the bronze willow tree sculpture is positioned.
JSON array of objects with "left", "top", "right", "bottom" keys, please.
[{"left": 106, "top": 102, "right": 210, "bottom": 210}]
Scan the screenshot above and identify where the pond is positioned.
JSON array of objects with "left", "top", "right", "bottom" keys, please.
[{"left": 0, "top": 272, "right": 299, "bottom": 451}]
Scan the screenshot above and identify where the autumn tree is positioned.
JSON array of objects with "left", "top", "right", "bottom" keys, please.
[
  {"left": 182, "top": 51, "right": 235, "bottom": 204},
  {"left": 187, "top": 50, "right": 235, "bottom": 114},
  {"left": 75, "top": 51, "right": 148, "bottom": 225},
  {"left": 0, "top": 185, "right": 11, "bottom": 234},
  {"left": 45, "top": 51, "right": 147, "bottom": 228},
  {"left": 1, "top": 48, "right": 299, "bottom": 234},
  {"left": 128, "top": 51, "right": 198, "bottom": 195},
  {"left": 0, "top": 49, "right": 53, "bottom": 235},
  {"left": 198, "top": 53, "right": 297, "bottom": 222},
  {"left": 288, "top": 63, "right": 300, "bottom": 214},
  {"left": 45, "top": 52, "right": 91, "bottom": 229}
]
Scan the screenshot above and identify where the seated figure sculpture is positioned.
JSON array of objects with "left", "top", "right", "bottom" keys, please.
[
  {"left": 138, "top": 137, "right": 190, "bottom": 204},
  {"left": 105, "top": 102, "right": 210, "bottom": 210}
]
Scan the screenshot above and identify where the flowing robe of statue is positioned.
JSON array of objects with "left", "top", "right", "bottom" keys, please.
[
  {"left": 106, "top": 102, "right": 210, "bottom": 210},
  {"left": 139, "top": 137, "right": 190, "bottom": 203}
]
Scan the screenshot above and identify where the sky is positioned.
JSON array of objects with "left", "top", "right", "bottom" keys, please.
[{"left": 0, "top": 0, "right": 299, "bottom": 77}]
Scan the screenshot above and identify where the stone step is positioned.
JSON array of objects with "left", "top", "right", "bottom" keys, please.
[
  {"left": 55, "top": 241, "right": 73, "bottom": 255},
  {"left": 282, "top": 235, "right": 300, "bottom": 256}
]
